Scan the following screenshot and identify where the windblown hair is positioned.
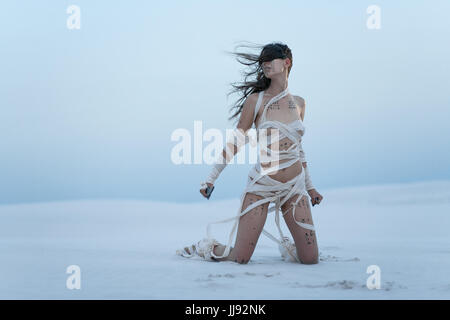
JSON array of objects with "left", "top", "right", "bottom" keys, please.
[{"left": 224, "top": 41, "right": 293, "bottom": 125}]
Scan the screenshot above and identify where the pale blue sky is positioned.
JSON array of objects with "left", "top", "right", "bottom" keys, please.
[{"left": 0, "top": 0, "right": 449, "bottom": 204}]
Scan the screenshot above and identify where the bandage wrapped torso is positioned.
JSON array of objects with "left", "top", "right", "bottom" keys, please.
[{"left": 200, "top": 127, "right": 316, "bottom": 191}]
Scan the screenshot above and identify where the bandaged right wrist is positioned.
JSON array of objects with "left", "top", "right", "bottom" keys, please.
[
  {"left": 204, "top": 153, "right": 228, "bottom": 185},
  {"left": 201, "top": 128, "right": 247, "bottom": 187}
]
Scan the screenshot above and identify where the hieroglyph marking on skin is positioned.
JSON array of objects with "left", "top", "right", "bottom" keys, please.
[
  {"left": 66, "top": 265, "right": 81, "bottom": 290},
  {"left": 67, "top": 5, "right": 81, "bottom": 30},
  {"left": 267, "top": 101, "right": 280, "bottom": 111},
  {"left": 288, "top": 98, "right": 297, "bottom": 110},
  {"left": 366, "top": 264, "right": 381, "bottom": 289},
  {"left": 366, "top": 5, "right": 381, "bottom": 30}
]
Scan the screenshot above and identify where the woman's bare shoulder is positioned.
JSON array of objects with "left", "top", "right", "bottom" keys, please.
[
  {"left": 237, "top": 92, "right": 261, "bottom": 128},
  {"left": 242, "top": 92, "right": 262, "bottom": 113},
  {"left": 292, "top": 95, "right": 306, "bottom": 120},
  {"left": 242, "top": 92, "right": 263, "bottom": 127},
  {"left": 247, "top": 92, "right": 260, "bottom": 103},
  {"left": 293, "top": 95, "right": 305, "bottom": 107}
]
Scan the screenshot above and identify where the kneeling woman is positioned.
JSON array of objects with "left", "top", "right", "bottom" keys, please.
[{"left": 176, "top": 42, "right": 323, "bottom": 264}]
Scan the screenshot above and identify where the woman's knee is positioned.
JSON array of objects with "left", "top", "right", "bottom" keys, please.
[
  {"left": 237, "top": 258, "right": 250, "bottom": 264},
  {"left": 299, "top": 256, "right": 319, "bottom": 264},
  {"left": 298, "top": 250, "right": 319, "bottom": 264},
  {"left": 229, "top": 245, "right": 254, "bottom": 264},
  {"left": 231, "top": 254, "right": 251, "bottom": 264}
]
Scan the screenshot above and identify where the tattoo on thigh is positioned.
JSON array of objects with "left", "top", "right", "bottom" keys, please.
[{"left": 305, "top": 230, "right": 315, "bottom": 245}]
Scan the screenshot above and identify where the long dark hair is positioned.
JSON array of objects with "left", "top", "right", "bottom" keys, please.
[{"left": 224, "top": 41, "right": 293, "bottom": 125}]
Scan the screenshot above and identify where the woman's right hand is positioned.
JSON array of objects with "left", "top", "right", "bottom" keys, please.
[{"left": 200, "top": 182, "right": 214, "bottom": 198}]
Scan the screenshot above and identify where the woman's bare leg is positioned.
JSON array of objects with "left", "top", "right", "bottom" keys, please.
[
  {"left": 281, "top": 194, "right": 319, "bottom": 264},
  {"left": 211, "top": 192, "right": 269, "bottom": 264}
]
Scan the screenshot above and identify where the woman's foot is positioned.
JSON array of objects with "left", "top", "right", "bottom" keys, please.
[
  {"left": 176, "top": 244, "right": 197, "bottom": 258},
  {"left": 195, "top": 238, "right": 221, "bottom": 261},
  {"left": 176, "top": 238, "right": 221, "bottom": 261}
]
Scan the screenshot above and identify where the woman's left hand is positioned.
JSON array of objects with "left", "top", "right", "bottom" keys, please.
[{"left": 307, "top": 189, "right": 323, "bottom": 206}]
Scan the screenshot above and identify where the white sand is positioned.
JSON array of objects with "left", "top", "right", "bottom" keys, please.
[{"left": 1, "top": 180, "right": 449, "bottom": 299}]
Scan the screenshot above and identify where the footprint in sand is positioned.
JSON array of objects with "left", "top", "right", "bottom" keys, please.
[
  {"left": 290, "top": 280, "right": 406, "bottom": 291},
  {"left": 319, "top": 252, "right": 360, "bottom": 262},
  {"left": 198, "top": 272, "right": 281, "bottom": 282}
]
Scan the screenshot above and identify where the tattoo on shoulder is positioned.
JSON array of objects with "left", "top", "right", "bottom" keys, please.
[{"left": 288, "top": 99, "right": 297, "bottom": 110}]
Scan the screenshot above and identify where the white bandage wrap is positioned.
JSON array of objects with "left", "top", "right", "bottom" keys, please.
[
  {"left": 203, "top": 153, "right": 227, "bottom": 186},
  {"left": 298, "top": 142, "right": 314, "bottom": 191},
  {"left": 298, "top": 140, "right": 307, "bottom": 163},
  {"left": 304, "top": 165, "right": 315, "bottom": 191},
  {"left": 200, "top": 128, "right": 248, "bottom": 189}
]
